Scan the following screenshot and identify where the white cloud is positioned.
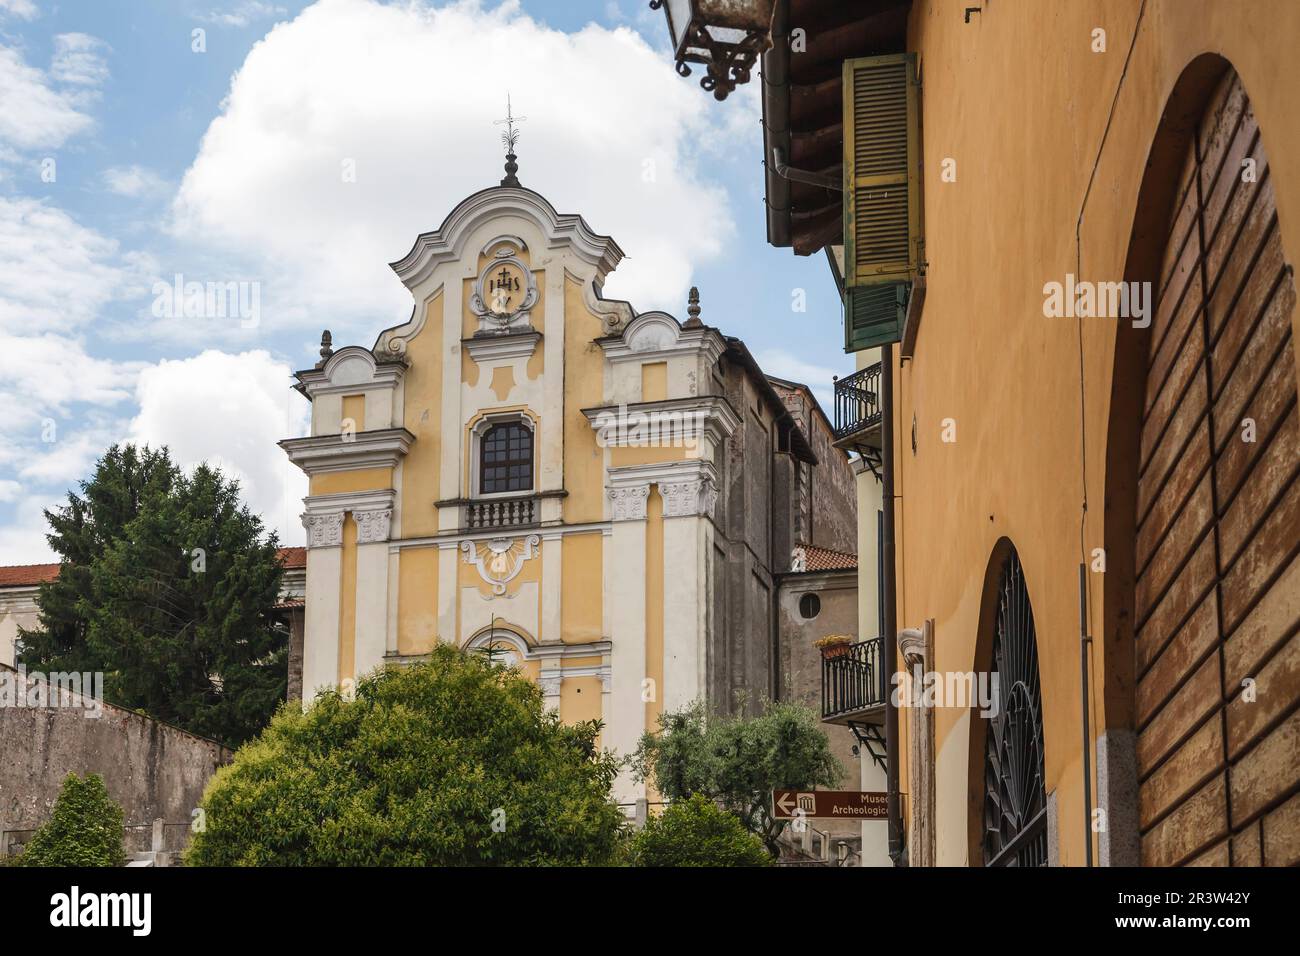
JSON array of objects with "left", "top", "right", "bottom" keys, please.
[
  {"left": 0, "top": 197, "right": 154, "bottom": 331},
  {"left": 172, "top": 0, "right": 741, "bottom": 334},
  {"left": 17, "top": 430, "right": 107, "bottom": 484},
  {"left": 0, "top": 0, "right": 38, "bottom": 21},
  {"left": 202, "top": 1, "right": 288, "bottom": 28},
  {"left": 0, "top": 43, "right": 96, "bottom": 149},
  {"left": 128, "top": 350, "right": 309, "bottom": 545},
  {"left": 50, "top": 33, "right": 109, "bottom": 88},
  {"left": 0, "top": 332, "right": 142, "bottom": 413},
  {"left": 0, "top": 480, "right": 21, "bottom": 502},
  {"left": 754, "top": 348, "right": 852, "bottom": 412},
  {"left": 102, "top": 164, "right": 169, "bottom": 198},
  {"left": 0, "top": 494, "right": 59, "bottom": 565}
]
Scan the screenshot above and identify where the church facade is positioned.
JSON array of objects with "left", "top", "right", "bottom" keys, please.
[{"left": 279, "top": 174, "right": 858, "bottom": 799}]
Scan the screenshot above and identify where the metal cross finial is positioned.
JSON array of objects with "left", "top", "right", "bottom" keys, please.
[{"left": 494, "top": 94, "right": 527, "bottom": 187}]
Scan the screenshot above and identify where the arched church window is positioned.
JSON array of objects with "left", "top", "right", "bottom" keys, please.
[
  {"left": 480, "top": 422, "right": 533, "bottom": 494},
  {"left": 982, "top": 547, "right": 1048, "bottom": 867}
]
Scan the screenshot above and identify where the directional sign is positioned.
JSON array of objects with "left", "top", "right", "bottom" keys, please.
[{"left": 772, "top": 789, "right": 888, "bottom": 820}]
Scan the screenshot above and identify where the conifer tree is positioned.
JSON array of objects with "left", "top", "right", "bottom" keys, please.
[{"left": 19, "top": 444, "right": 287, "bottom": 745}]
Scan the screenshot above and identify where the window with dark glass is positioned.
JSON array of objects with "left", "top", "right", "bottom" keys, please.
[{"left": 480, "top": 422, "right": 533, "bottom": 494}]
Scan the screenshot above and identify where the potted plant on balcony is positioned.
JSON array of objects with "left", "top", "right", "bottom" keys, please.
[{"left": 814, "top": 635, "right": 854, "bottom": 661}]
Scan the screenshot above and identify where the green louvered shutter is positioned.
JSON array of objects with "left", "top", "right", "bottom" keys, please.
[
  {"left": 845, "top": 281, "right": 910, "bottom": 352},
  {"left": 842, "top": 52, "right": 921, "bottom": 352}
]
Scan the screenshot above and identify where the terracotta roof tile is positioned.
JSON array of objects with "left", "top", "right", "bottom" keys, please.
[
  {"left": 792, "top": 543, "right": 858, "bottom": 573},
  {"left": 0, "top": 546, "right": 308, "bottom": 588},
  {"left": 0, "top": 564, "right": 60, "bottom": 587}
]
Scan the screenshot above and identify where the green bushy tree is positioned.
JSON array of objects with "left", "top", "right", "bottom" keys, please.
[
  {"left": 19, "top": 444, "right": 288, "bottom": 745},
  {"left": 185, "top": 645, "right": 626, "bottom": 866},
  {"left": 629, "top": 794, "right": 770, "bottom": 867},
  {"left": 19, "top": 773, "right": 125, "bottom": 867},
  {"left": 633, "top": 700, "right": 842, "bottom": 858}
]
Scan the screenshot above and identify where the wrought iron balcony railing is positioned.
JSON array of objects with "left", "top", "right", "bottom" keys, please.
[
  {"left": 466, "top": 495, "right": 537, "bottom": 530},
  {"left": 821, "top": 637, "right": 887, "bottom": 724},
  {"left": 832, "top": 362, "right": 882, "bottom": 446}
]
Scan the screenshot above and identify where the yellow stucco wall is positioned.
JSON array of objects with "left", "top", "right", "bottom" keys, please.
[
  {"left": 896, "top": 0, "right": 1300, "bottom": 865},
  {"left": 561, "top": 675, "right": 603, "bottom": 730},
  {"left": 400, "top": 291, "right": 445, "bottom": 539},
  {"left": 644, "top": 488, "right": 664, "bottom": 735},
  {"left": 641, "top": 361, "right": 667, "bottom": 402},
  {"left": 562, "top": 277, "right": 607, "bottom": 525},
  {"left": 397, "top": 545, "right": 439, "bottom": 655},
  {"left": 341, "top": 393, "right": 365, "bottom": 432},
  {"left": 561, "top": 532, "right": 603, "bottom": 643},
  {"left": 309, "top": 468, "right": 392, "bottom": 497},
  {"left": 338, "top": 513, "right": 358, "bottom": 684}
]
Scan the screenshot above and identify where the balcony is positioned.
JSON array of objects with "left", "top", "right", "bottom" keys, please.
[
  {"left": 832, "top": 362, "right": 882, "bottom": 453},
  {"left": 821, "top": 636, "right": 887, "bottom": 726},
  {"left": 465, "top": 495, "right": 538, "bottom": 530}
]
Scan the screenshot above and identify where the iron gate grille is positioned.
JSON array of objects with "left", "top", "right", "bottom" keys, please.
[{"left": 982, "top": 549, "right": 1049, "bottom": 867}]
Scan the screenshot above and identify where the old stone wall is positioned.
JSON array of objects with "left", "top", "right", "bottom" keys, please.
[
  {"left": 777, "top": 569, "right": 861, "bottom": 837},
  {"left": 0, "top": 664, "right": 231, "bottom": 846}
]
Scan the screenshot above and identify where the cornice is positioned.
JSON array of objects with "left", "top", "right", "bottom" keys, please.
[
  {"left": 293, "top": 346, "right": 406, "bottom": 401},
  {"left": 463, "top": 329, "right": 541, "bottom": 364},
  {"left": 597, "top": 311, "right": 726, "bottom": 365},
  {"left": 279, "top": 427, "right": 414, "bottom": 476},
  {"left": 582, "top": 395, "right": 741, "bottom": 448}
]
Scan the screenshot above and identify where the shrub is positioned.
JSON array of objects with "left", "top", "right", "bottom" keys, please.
[
  {"left": 633, "top": 700, "right": 842, "bottom": 857},
  {"left": 629, "top": 794, "right": 771, "bottom": 867},
  {"left": 185, "top": 644, "right": 626, "bottom": 866},
  {"left": 19, "top": 773, "right": 125, "bottom": 867}
]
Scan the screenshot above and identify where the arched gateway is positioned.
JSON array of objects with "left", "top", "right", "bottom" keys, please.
[{"left": 1112, "top": 60, "right": 1300, "bottom": 866}]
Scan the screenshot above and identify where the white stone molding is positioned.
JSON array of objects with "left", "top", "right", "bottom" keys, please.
[
  {"left": 607, "top": 459, "right": 719, "bottom": 521},
  {"left": 469, "top": 248, "right": 539, "bottom": 332},
  {"left": 607, "top": 484, "right": 650, "bottom": 522},
  {"left": 463, "top": 329, "right": 541, "bottom": 364},
  {"left": 576, "top": 270, "right": 634, "bottom": 336},
  {"left": 460, "top": 534, "right": 541, "bottom": 595},
  {"left": 597, "top": 313, "right": 726, "bottom": 366},
  {"left": 293, "top": 346, "right": 407, "bottom": 398},
  {"left": 354, "top": 508, "right": 393, "bottom": 544},
  {"left": 582, "top": 395, "right": 740, "bottom": 451},
  {"left": 302, "top": 512, "right": 343, "bottom": 549},
  {"left": 280, "top": 427, "right": 413, "bottom": 476},
  {"left": 387, "top": 188, "right": 625, "bottom": 293},
  {"left": 301, "top": 489, "right": 396, "bottom": 549},
  {"left": 539, "top": 674, "right": 563, "bottom": 698},
  {"left": 659, "top": 479, "right": 717, "bottom": 518}
]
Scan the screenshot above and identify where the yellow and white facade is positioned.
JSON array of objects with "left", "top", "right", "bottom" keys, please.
[{"left": 280, "top": 182, "right": 788, "bottom": 799}]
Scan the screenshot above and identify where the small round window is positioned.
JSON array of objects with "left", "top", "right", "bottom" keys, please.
[{"left": 799, "top": 593, "right": 821, "bottom": 620}]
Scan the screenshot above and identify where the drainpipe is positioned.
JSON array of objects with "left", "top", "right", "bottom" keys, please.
[
  {"left": 1080, "top": 563, "right": 1094, "bottom": 866},
  {"left": 881, "top": 343, "right": 904, "bottom": 865}
]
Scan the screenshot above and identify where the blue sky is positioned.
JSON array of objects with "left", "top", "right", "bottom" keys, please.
[{"left": 0, "top": 0, "right": 849, "bottom": 561}]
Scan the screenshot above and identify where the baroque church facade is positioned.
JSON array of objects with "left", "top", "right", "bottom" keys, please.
[{"left": 279, "top": 167, "right": 857, "bottom": 799}]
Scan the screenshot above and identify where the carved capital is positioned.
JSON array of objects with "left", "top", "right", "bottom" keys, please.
[
  {"left": 354, "top": 508, "right": 393, "bottom": 544},
  {"left": 898, "top": 624, "right": 930, "bottom": 672},
  {"left": 660, "top": 478, "right": 716, "bottom": 518},
  {"left": 302, "top": 511, "right": 343, "bottom": 549},
  {"left": 607, "top": 484, "right": 650, "bottom": 521}
]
